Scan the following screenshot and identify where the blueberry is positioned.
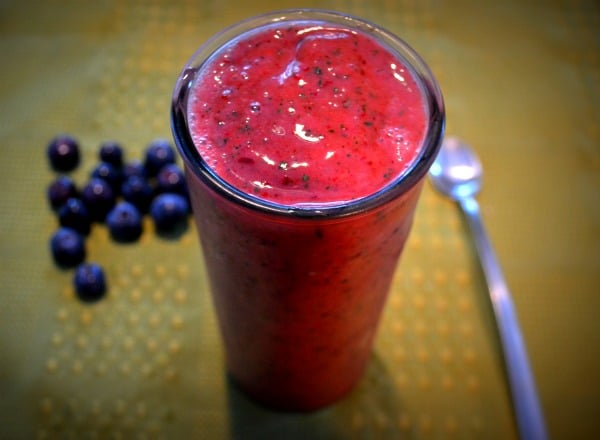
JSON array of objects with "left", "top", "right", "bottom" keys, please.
[
  {"left": 144, "top": 139, "right": 176, "bottom": 177},
  {"left": 122, "top": 160, "right": 146, "bottom": 179},
  {"left": 106, "top": 201, "right": 143, "bottom": 242},
  {"left": 81, "top": 178, "right": 116, "bottom": 222},
  {"left": 50, "top": 227, "right": 86, "bottom": 268},
  {"left": 46, "top": 134, "right": 81, "bottom": 172},
  {"left": 121, "top": 175, "right": 154, "bottom": 213},
  {"left": 99, "top": 141, "right": 124, "bottom": 168},
  {"left": 150, "top": 193, "right": 189, "bottom": 234},
  {"left": 58, "top": 198, "right": 92, "bottom": 235},
  {"left": 47, "top": 176, "right": 78, "bottom": 210},
  {"left": 90, "top": 161, "right": 122, "bottom": 194},
  {"left": 155, "top": 164, "right": 188, "bottom": 196},
  {"left": 74, "top": 263, "right": 107, "bottom": 302}
]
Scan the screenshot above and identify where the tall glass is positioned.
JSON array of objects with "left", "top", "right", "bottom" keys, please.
[{"left": 171, "top": 9, "right": 444, "bottom": 411}]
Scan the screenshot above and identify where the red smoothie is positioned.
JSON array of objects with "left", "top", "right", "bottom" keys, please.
[
  {"left": 172, "top": 10, "right": 444, "bottom": 411},
  {"left": 187, "top": 23, "right": 426, "bottom": 205}
]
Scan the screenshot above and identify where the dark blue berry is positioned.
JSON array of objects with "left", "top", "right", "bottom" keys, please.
[
  {"left": 144, "top": 139, "right": 176, "bottom": 177},
  {"left": 91, "top": 161, "right": 122, "bottom": 194},
  {"left": 106, "top": 201, "right": 143, "bottom": 242},
  {"left": 150, "top": 193, "right": 189, "bottom": 233},
  {"left": 50, "top": 227, "right": 86, "bottom": 268},
  {"left": 99, "top": 141, "right": 124, "bottom": 168},
  {"left": 81, "top": 178, "right": 116, "bottom": 222},
  {"left": 155, "top": 164, "right": 188, "bottom": 196},
  {"left": 122, "top": 160, "right": 146, "bottom": 179},
  {"left": 47, "top": 134, "right": 81, "bottom": 172},
  {"left": 47, "top": 176, "right": 78, "bottom": 210},
  {"left": 58, "top": 198, "right": 92, "bottom": 235},
  {"left": 74, "top": 263, "right": 107, "bottom": 302},
  {"left": 121, "top": 175, "right": 154, "bottom": 213}
]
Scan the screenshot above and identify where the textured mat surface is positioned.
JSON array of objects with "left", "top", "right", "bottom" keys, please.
[{"left": 1, "top": 1, "right": 599, "bottom": 439}]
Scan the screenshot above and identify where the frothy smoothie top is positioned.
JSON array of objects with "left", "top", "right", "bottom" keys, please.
[{"left": 187, "top": 21, "right": 428, "bottom": 206}]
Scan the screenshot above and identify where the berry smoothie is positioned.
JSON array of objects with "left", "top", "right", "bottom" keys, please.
[{"left": 172, "top": 10, "right": 444, "bottom": 411}]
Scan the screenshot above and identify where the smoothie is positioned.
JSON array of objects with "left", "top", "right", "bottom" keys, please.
[
  {"left": 172, "top": 10, "right": 444, "bottom": 411},
  {"left": 187, "top": 23, "right": 426, "bottom": 205}
]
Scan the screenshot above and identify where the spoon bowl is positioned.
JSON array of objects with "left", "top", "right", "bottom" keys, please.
[{"left": 429, "top": 136, "right": 482, "bottom": 200}]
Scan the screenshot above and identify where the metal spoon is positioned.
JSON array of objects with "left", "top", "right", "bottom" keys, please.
[{"left": 429, "top": 137, "right": 548, "bottom": 440}]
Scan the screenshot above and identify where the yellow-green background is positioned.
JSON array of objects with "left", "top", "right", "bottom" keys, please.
[{"left": 1, "top": 0, "right": 598, "bottom": 438}]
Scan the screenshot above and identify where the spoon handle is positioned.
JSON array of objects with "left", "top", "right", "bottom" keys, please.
[{"left": 459, "top": 196, "right": 548, "bottom": 440}]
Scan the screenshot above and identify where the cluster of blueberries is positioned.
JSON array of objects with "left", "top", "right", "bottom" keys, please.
[{"left": 47, "top": 134, "right": 191, "bottom": 302}]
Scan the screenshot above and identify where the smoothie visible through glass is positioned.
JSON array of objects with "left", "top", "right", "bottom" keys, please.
[{"left": 171, "top": 9, "right": 444, "bottom": 411}]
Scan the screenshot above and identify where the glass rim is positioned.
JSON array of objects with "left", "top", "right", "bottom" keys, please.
[{"left": 171, "top": 8, "right": 445, "bottom": 219}]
